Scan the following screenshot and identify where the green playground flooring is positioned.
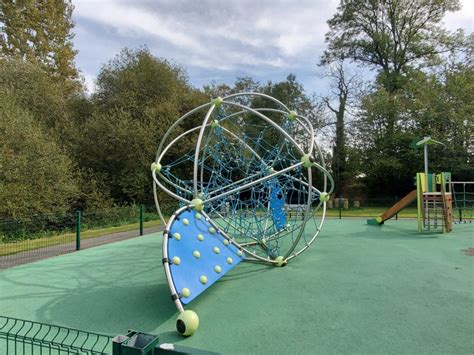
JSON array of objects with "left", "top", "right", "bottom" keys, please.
[{"left": 0, "top": 219, "right": 473, "bottom": 354}]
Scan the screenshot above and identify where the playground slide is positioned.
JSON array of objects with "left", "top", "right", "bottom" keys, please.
[{"left": 367, "top": 190, "right": 417, "bottom": 225}]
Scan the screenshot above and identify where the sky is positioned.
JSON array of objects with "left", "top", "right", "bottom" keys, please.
[{"left": 72, "top": 0, "right": 474, "bottom": 95}]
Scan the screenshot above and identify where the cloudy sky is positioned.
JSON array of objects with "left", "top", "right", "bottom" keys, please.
[{"left": 72, "top": 0, "right": 474, "bottom": 95}]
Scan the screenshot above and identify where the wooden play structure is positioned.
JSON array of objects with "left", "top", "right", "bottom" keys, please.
[{"left": 368, "top": 137, "right": 453, "bottom": 234}]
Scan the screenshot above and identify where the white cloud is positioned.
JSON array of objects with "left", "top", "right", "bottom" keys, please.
[
  {"left": 72, "top": 0, "right": 473, "bottom": 94},
  {"left": 444, "top": 0, "right": 474, "bottom": 32},
  {"left": 73, "top": 0, "right": 333, "bottom": 72}
]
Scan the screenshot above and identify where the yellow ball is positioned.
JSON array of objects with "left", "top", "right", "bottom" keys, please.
[
  {"left": 214, "top": 265, "right": 222, "bottom": 273},
  {"left": 172, "top": 256, "right": 181, "bottom": 265},
  {"left": 181, "top": 288, "right": 190, "bottom": 298},
  {"left": 193, "top": 250, "right": 200, "bottom": 259},
  {"left": 176, "top": 310, "right": 199, "bottom": 336},
  {"left": 213, "top": 246, "right": 220, "bottom": 254},
  {"left": 226, "top": 257, "right": 233, "bottom": 264},
  {"left": 197, "top": 234, "right": 204, "bottom": 241},
  {"left": 199, "top": 275, "right": 208, "bottom": 284}
]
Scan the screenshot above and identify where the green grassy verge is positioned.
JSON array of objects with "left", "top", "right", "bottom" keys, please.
[{"left": 0, "top": 219, "right": 163, "bottom": 257}]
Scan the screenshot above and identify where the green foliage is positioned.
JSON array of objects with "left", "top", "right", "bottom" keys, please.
[
  {"left": 0, "top": 89, "right": 78, "bottom": 219},
  {"left": 0, "top": 0, "right": 79, "bottom": 92},
  {"left": 75, "top": 110, "right": 154, "bottom": 203},
  {"left": 73, "top": 47, "right": 207, "bottom": 204},
  {"left": 356, "top": 65, "right": 473, "bottom": 196},
  {"left": 0, "top": 58, "right": 69, "bottom": 133}
]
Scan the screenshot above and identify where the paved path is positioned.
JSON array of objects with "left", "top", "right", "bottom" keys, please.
[{"left": 0, "top": 225, "right": 164, "bottom": 270}]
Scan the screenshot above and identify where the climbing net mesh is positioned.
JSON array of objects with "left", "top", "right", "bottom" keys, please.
[
  {"left": 153, "top": 93, "right": 334, "bottom": 263},
  {"left": 452, "top": 182, "right": 474, "bottom": 223}
]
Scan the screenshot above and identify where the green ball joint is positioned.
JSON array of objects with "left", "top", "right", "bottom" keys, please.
[
  {"left": 211, "top": 96, "right": 223, "bottom": 107},
  {"left": 176, "top": 310, "right": 199, "bottom": 336},
  {"left": 150, "top": 162, "right": 162, "bottom": 173},
  {"left": 287, "top": 110, "right": 298, "bottom": 121},
  {"left": 191, "top": 198, "right": 204, "bottom": 212},
  {"left": 274, "top": 256, "right": 287, "bottom": 267},
  {"left": 211, "top": 119, "right": 220, "bottom": 128},
  {"left": 319, "top": 192, "right": 330, "bottom": 202},
  {"left": 301, "top": 154, "right": 314, "bottom": 168}
]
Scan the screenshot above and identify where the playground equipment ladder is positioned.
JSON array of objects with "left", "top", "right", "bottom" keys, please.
[{"left": 419, "top": 173, "right": 453, "bottom": 233}]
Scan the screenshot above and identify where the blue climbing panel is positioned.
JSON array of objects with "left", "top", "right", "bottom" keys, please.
[
  {"left": 168, "top": 210, "right": 245, "bottom": 304},
  {"left": 269, "top": 180, "right": 287, "bottom": 231}
]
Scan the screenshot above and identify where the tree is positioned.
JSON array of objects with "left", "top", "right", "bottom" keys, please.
[
  {"left": 320, "top": 62, "right": 361, "bottom": 194},
  {"left": 355, "top": 65, "right": 473, "bottom": 196},
  {"left": 322, "top": 0, "right": 462, "bottom": 92},
  {"left": 74, "top": 48, "right": 207, "bottom": 204},
  {"left": 0, "top": 89, "right": 78, "bottom": 218},
  {"left": 0, "top": 0, "right": 79, "bottom": 91},
  {"left": 0, "top": 58, "right": 69, "bottom": 133}
]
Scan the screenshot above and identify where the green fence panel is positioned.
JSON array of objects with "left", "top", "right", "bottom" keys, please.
[{"left": 0, "top": 315, "right": 111, "bottom": 354}]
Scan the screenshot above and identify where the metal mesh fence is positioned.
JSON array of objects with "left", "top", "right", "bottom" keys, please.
[
  {"left": 0, "top": 194, "right": 470, "bottom": 270},
  {"left": 0, "top": 205, "right": 171, "bottom": 269},
  {"left": 0, "top": 316, "right": 111, "bottom": 354}
]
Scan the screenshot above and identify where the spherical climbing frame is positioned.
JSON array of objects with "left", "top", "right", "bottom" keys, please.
[{"left": 152, "top": 92, "right": 334, "bottom": 335}]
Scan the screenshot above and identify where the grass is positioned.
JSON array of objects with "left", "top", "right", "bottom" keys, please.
[
  {"left": 0, "top": 206, "right": 420, "bottom": 257},
  {"left": 0, "top": 219, "right": 163, "bottom": 257}
]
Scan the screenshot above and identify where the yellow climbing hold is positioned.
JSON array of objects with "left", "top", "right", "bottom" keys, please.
[
  {"left": 214, "top": 265, "right": 222, "bottom": 273},
  {"left": 197, "top": 234, "right": 204, "bottom": 241},
  {"left": 213, "top": 246, "right": 220, "bottom": 254},
  {"left": 195, "top": 213, "right": 202, "bottom": 220},
  {"left": 223, "top": 239, "right": 229, "bottom": 246},
  {"left": 173, "top": 233, "right": 181, "bottom": 241},
  {"left": 172, "top": 256, "right": 181, "bottom": 265},
  {"left": 237, "top": 250, "right": 243, "bottom": 257},
  {"left": 209, "top": 227, "right": 216, "bottom": 234},
  {"left": 199, "top": 275, "right": 208, "bottom": 284},
  {"left": 181, "top": 288, "right": 190, "bottom": 298},
  {"left": 193, "top": 250, "right": 201, "bottom": 259},
  {"left": 183, "top": 218, "right": 189, "bottom": 225},
  {"left": 226, "top": 257, "right": 233, "bottom": 264}
]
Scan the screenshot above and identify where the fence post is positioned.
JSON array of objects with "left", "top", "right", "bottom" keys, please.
[
  {"left": 339, "top": 199, "right": 342, "bottom": 219},
  {"left": 139, "top": 205, "right": 144, "bottom": 236},
  {"left": 395, "top": 196, "right": 398, "bottom": 220},
  {"left": 76, "top": 211, "right": 81, "bottom": 251}
]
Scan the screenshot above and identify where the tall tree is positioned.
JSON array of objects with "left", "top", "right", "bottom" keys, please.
[
  {"left": 0, "top": 88, "right": 78, "bottom": 219},
  {"left": 0, "top": 0, "right": 79, "bottom": 91},
  {"left": 322, "top": 0, "right": 462, "bottom": 92},
  {"left": 321, "top": 62, "right": 360, "bottom": 194},
  {"left": 75, "top": 48, "right": 207, "bottom": 204}
]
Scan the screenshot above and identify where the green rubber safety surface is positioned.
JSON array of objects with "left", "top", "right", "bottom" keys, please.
[{"left": 0, "top": 219, "right": 473, "bottom": 354}]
